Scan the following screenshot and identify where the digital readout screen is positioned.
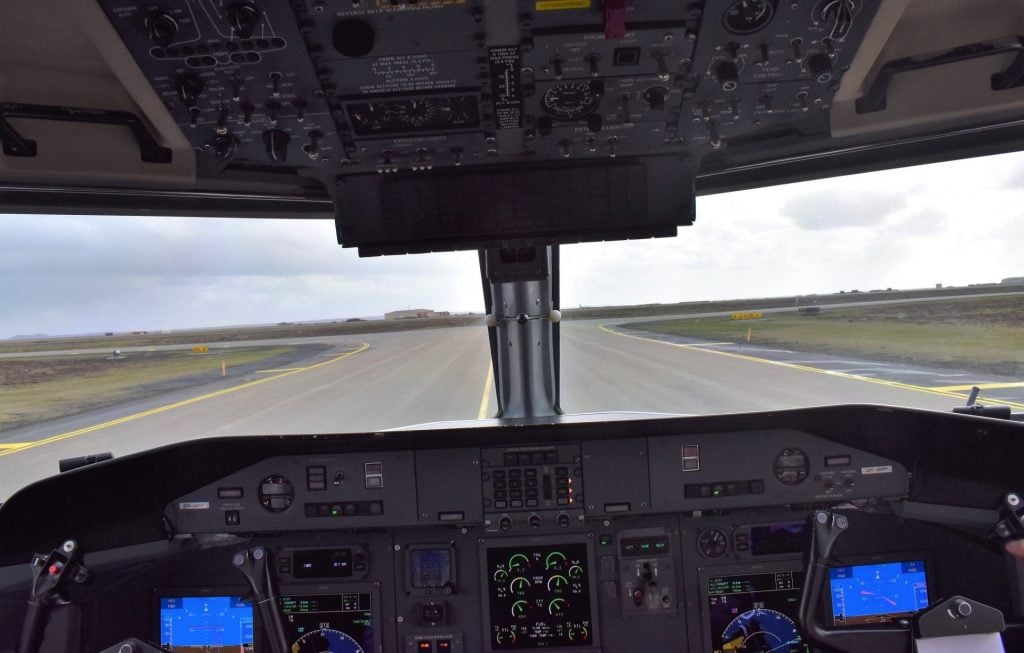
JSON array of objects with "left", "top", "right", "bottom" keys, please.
[
  {"left": 280, "top": 592, "right": 374, "bottom": 653},
  {"left": 706, "top": 570, "right": 810, "bottom": 653},
  {"left": 410, "top": 548, "right": 453, "bottom": 589},
  {"left": 158, "top": 595, "right": 254, "bottom": 652},
  {"left": 828, "top": 560, "right": 929, "bottom": 626},
  {"left": 292, "top": 548, "right": 353, "bottom": 579}
]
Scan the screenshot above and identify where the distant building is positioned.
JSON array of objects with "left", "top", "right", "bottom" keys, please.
[
  {"left": 385, "top": 309, "right": 437, "bottom": 320},
  {"left": 1001, "top": 276, "right": 1024, "bottom": 285}
]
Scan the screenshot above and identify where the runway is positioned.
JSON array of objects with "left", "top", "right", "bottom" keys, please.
[{"left": 0, "top": 320, "right": 1014, "bottom": 499}]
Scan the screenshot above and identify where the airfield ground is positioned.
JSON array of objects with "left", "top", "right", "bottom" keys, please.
[{"left": 626, "top": 294, "right": 1024, "bottom": 376}]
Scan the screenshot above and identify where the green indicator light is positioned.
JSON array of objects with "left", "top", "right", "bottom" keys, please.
[
  {"left": 640, "top": 543, "right": 651, "bottom": 550},
  {"left": 655, "top": 542, "right": 667, "bottom": 549},
  {"left": 331, "top": 509, "right": 339, "bottom": 516}
]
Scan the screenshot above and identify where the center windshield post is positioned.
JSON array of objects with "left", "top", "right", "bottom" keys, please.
[{"left": 480, "top": 246, "right": 562, "bottom": 419}]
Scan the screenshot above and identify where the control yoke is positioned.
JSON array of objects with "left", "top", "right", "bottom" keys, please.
[
  {"left": 233, "top": 546, "right": 289, "bottom": 651},
  {"left": 798, "top": 510, "right": 1008, "bottom": 653},
  {"left": 18, "top": 539, "right": 90, "bottom": 653}
]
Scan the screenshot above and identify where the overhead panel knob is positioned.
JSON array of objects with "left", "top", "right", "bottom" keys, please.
[
  {"left": 807, "top": 53, "right": 833, "bottom": 83},
  {"left": 714, "top": 60, "right": 739, "bottom": 92},
  {"left": 644, "top": 86, "right": 667, "bottom": 110},
  {"left": 175, "top": 74, "right": 204, "bottom": 107},
  {"left": 145, "top": 11, "right": 178, "bottom": 48},
  {"left": 227, "top": 2, "right": 261, "bottom": 39}
]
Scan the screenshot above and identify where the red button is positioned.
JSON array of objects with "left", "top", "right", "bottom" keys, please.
[{"left": 48, "top": 564, "right": 60, "bottom": 575}]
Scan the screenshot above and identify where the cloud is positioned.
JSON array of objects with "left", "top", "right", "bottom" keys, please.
[
  {"left": 890, "top": 209, "right": 948, "bottom": 235},
  {"left": 782, "top": 188, "right": 907, "bottom": 230},
  {"left": 0, "top": 215, "right": 482, "bottom": 337}
]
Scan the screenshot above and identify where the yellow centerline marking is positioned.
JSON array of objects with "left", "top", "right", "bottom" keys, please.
[
  {"left": 478, "top": 365, "right": 495, "bottom": 419},
  {"left": 0, "top": 443, "right": 30, "bottom": 450},
  {"left": 0, "top": 343, "right": 371, "bottom": 458},
  {"left": 930, "top": 381, "right": 1024, "bottom": 392},
  {"left": 597, "top": 324, "right": 1024, "bottom": 410},
  {"left": 253, "top": 367, "right": 304, "bottom": 373}
]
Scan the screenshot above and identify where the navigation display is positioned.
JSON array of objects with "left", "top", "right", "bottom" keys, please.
[
  {"left": 486, "top": 542, "right": 594, "bottom": 650},
  {"left": 828, "top": 560, "right": 930, "bottom": 626},
  {"left": 707, "top": 570, "right": 810, "bottom": 653},
  {"left": 158, "top": 595, "right": 254, "bottom": 652},
  {"left": 280, "top": 592, "right": 374, "bottom": 653}
]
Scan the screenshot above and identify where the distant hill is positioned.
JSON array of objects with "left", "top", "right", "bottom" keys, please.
[{"left": 9, "top": 333, "right": 49, "bottom": 340}]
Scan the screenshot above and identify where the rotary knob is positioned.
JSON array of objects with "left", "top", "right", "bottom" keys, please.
[
  {"left": 175, "top": 74, "right": 204, "bottom": 107},
  {"left": 807, "top": 53, "right": 833, "bottom": 84},
  {"left": 227, "top": 2, "right": 261, "bottom": 39},
  {"left": 714, "top": 60, "right": 739, "bottom": 92},
  {"left": 644, "top": 86, "right": 667, "bottom": 110},
  {"left": 145, "top": 12, "right": 178, "bottom": 48}
]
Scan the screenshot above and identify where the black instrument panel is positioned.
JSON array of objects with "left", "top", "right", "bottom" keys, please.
[
  {"left": 0, "top": 406, "right": 1021, "bottom": 652},
  {"left": 92, "top": 0, "right": 883, "bottom": 254}
]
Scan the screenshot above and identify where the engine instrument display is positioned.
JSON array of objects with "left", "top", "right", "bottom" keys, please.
[
  {"left": 280, "top": 592, "right": 374, "bottom": 653},
  {"left": 828, "top": 560, "right": 930, "bottom": 626},
  {"left": 158, "top": 595, "right": 254, "bottom": 652},
  {"left": 485, "top": 542, "right": 594, "bottom": 650},
  {"left": 707, "top": 570, "right": 809, "bottom": 653}
]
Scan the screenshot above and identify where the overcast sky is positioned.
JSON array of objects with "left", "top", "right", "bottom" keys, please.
[{"left": 2, "top": 151, "right": 1023, "bottom": 338}]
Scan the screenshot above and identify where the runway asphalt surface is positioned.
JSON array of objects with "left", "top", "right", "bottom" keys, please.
[{"left": 1, "top": 318, "right": 1020, "bottom": 500}]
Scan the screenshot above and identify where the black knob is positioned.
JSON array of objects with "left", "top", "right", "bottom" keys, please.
[
  {"left": 227, "top": 2, "right": 260, "bottom": 39},
  {"left": 262, "top": 129, "right": 290, "bottom": 162},
  {"left": 213, "top": 134, "right": 238, "bottom": 160},
  {"left": 175, "top": 74, "right": 204, "bottom": 107},
  {"left": 586, "top": 113, "right": 602, "bottom": 133},
  {"left": 145, "top": 12, "right": 178, "bottom": 48},
  {"left": 714, "top": 60, "right": 739, "bottom": 92},
  {"left": 537, "top": 116, "right": 553, "bottom": 137},
  {"left": 807, "top": 53, "right": 833, "bottom": 83},
  {"left": 644, "top": 86, "right": 667, "bottom": 110}
]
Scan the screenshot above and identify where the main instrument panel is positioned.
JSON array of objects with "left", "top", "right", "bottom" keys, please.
[{"left": 1, "top": 406, "right": 1019, "bottom": 653}]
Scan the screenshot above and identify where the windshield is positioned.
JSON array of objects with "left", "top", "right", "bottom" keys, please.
[{"left": 2, "top": 151, "right": 1022, "bottom": 498}]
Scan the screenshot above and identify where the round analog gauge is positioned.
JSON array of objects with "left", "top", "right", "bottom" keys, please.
[
  {"left": 721, "top": 608, "right": 802, "bottom": 652},
  {"left": 541, "top": 81, "right": 601, "bottom": 121},
  {"left": 723, "top": 0, "right": 775, "bottom": 34},
  {"left": 291, "top": 628, "right": 365, "bottom": 653},
  {"left": 697, "top": 528, "right": 729, "bottom": 558}
]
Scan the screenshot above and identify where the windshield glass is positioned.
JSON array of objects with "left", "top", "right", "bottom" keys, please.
[{"left": 2, "top": 151, "right": 1022, "bottom": 498}]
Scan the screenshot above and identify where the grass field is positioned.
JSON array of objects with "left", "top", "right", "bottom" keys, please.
[
  {"left": 565, "top": 284, "right": 1023, "bottom": 320},
  {"left": 0, "top": 346, "right": 298, "bottom": 431},
  {"left": 625, "top": 295, "right": 1024, "bottom": 375},
  {"left": 0, "top": 315, "right": 482, "bottom": 354}
]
